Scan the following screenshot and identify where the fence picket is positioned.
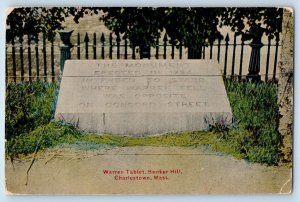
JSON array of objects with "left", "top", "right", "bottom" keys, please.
[
  {"left": 163, "top": 33, "right": 167, "bottom": 59},
  {"left": 156, "top": 35, "right": 159, "bottom": 59},
  {"left": 265, "top": 35, "right": 272, "bottom": 81},
  {"left": 124, "top": 34, "right": 128, "bottom": 59},
  {"left": 209, "top": 41, "right": 213, "bottom": 59},
  {"left": 93, "top": 33, "right": 97, "bottom": 59},
  {"left": 116, "top": 33, "right": 120, "bottom": 59},
  {"left": 84, "top": 33, "right": 89, "bottom": 59},
  {"left": 5, "top": 45, "right": 8, "bottom": 79},
  {"left": 273, "top": 34, "right": 279, "bottom": 81},
  {"left": 35, "top": 35, "right": 39, "bottom": 81},
  {"left": 109, "top": 33, "right": 113, "bottom": 59},
  {"left": 239, "top": 34, "right": 245, "bottom": 81},
  {"left": 101, "top": 33, "right": 105, "bottom": 59},
  {"left": 28, "top": 35, "right": 32, "bottom": 82},
  {"left": 77, "top": 33, "right": 80, "bottom": 59},
  {"left": 43, "top": 33, "right": 47, "bottom": 82},
  {"left": 20, "top": 35, "right": 24, "bottom": 82},
  {"left": 12, "top": 38, "right": 16, "bottom": 82},
  {"left": 171, "top": 38, "right": 175, "bottom": 59},
  {"left": 217, "top": 36, "right": 221, "bottom": 63},
  {"left": 132, "top": 44, "right": 136, "bottom": 59},
  {"left": 51, "top": 34, "right": 55, "bottom": 82},
  {"left": 179, "top": 39, "right": 183, "bottom": 59},
  {"left": 224, "top": 33, "right": 230, "bottom": 76},
  {"left": 231, "top": 33, "right": 237, "bottom": 79}
]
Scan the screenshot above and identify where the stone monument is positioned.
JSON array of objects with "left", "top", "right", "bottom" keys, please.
[{"left": 55, "top": 60, "right": 232, "bottom": 136}]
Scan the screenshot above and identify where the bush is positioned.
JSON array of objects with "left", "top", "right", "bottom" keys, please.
[
  {"left": 224, "top": 80, "right": 280, "bottom": 165},
  {"left": 5, "top": 82, "right": 58, "bottom": 140}
]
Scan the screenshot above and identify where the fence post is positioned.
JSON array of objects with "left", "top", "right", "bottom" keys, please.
[
  {"left": 246, "top": 35, "right": 263, "bottom": 82},
  {"left": 59, "top": 30, "right": 73, "bottom": 72}
]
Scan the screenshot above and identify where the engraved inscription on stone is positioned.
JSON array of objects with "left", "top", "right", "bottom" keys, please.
[{"left": 55, "top": 60, "right": 232, "bottom": 136}]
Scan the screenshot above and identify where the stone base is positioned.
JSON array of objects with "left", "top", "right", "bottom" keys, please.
[{"left": 55, "top": 112, "right": 232, "bottom": 136}]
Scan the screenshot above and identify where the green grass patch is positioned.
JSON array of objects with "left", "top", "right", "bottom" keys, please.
[{"left": 224, "top": 80, "right": 280, "bottom": 164}]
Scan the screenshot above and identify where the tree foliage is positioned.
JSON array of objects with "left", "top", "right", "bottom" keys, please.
[
  {"left": 220, "top": 8, "right": 283, "bottom": 41},
  {"left": 6, "top": 7, "right": 283, "bottom": 46}
]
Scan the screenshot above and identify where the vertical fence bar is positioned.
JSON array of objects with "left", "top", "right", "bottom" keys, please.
[
  {"left": 209, "top": 41, "right": 213, "bottom": 59},
  {"left": 109, "top": 33, "right": 113, "bottom": 59},
  {"left": 179, "top": 39, "right": 183, "bottom": 59},
  {"left": 6, "top": 45, "right": 8, "bottom": 82},
  {"left": 223, "top": 33, "right": 230, "bottom": 77},
  {"left": 239, "top": 35, "right": 245, "bottom": 81},
  {"left": 77, "top": 33, "right": 80, "bottom": 59},
  {"left": 84, "top": 33, "right": 89, "bottom": 59},
  {"left": 265, "top": 35, "right": 272, "bottom": 81},
  {"left": 43, "top": 33, "right": 47, "bottom": 82},
  {"left": 51, "top": 34, "right": 55, "bottom": 82},
  {"left": 27, "top": 34, "right": 32, "bottom": 82},
  {"left": 217, "top": 36, "right": 221, "bottom": 63},
  {"left": 199, "top": 43, "right": 203, "bottom": 59},
  {"left": 124, "top": 34, "right": 128, "bottom": 59},
  {"left": 93, "top": 33, "right": 97, "bottom": 59},
  {"left": 35, "top": 35, "right": 39, "bottom": 81},
  {"left": 171, "top": 38, "right": 175, "bottom": 59},
  {"left": 12, "top": 38, "right": 16, "bottom": 83},
  {"left": 116, "top": 33, "right": 120, "bottom": 59},
  {"left": 155, "top": 35, "right": 159, "bottom": 59},
  {"left": 203, "top": 45, "right": 206, "bottom": 59},
  {"left": 5, "top": 45, "right": 8, "bottom": 80},
  {"left": 101, "top": 33, "right": 105, "bottom": 59},
  {"left": 132, "top": 44, "right": 136, "bottom": 59},
  {"left": 19, "top": 35, "right": 24, "bottom": 82},
  {"left": 231, "top": 33, "right": 237, "bottom": 80},
  {"left": 273, "top": 34, "right": 280, "bottom": 81},
  {"left": 163, "top": 34, "right": 167, "bottom": 59}
]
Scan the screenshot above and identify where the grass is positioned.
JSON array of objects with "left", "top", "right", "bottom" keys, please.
[{"left": 5, "top": 80, "right": 281, "bottom": 165}]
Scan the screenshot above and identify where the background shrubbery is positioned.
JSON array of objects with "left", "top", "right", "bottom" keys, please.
[
  {"left": 5, "top": 82, "right": 58, "bottom": 140},
  {"left": 5, "top": 80, "right": 281, "bottom": 165}
]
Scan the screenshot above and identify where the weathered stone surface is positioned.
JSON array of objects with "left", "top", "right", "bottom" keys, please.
[
  {"left": 55, "top": 60, "right": 232, "bottom": 135},
  {"left": 278, "top": 8, "right": 294, "bottom": 162}
]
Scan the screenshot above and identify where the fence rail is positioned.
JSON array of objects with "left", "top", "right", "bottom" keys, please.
[{"left": 5, "top": 31, "right": 280, "bottom": 83}]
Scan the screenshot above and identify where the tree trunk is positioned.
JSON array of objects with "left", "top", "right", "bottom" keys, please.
[{"left": 278, "top": 8, "right": 293, "bottom": 163}]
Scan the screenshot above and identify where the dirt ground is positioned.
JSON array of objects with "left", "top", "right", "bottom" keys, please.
[{"left": 5, "top": 145, "right": 292, "bottom": 195}]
